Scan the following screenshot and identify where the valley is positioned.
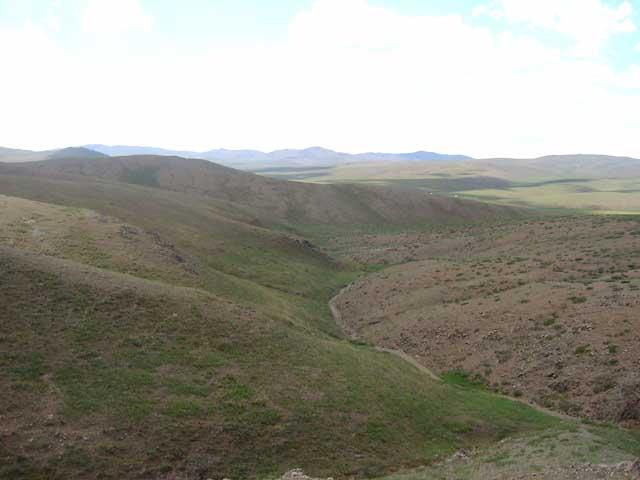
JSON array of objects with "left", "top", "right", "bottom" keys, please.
[
  {"left": 1, "top": 152, "right": 639, "bottom": 479},
  {"left": 268, "top": 154, "right": 640, "bottom": 214},
  {"left": 6, "top": 0, "right": 640, "bottom": 478},
  {"left": 329, "top": 215, "right": 640, "bottom": 423}
]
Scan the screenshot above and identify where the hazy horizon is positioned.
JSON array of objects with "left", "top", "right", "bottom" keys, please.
[{"left": 7, "top": 142, "right": 640, "bottom": 161}]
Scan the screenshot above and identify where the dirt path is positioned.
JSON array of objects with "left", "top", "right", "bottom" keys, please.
[
  {"left": 329, "top": 281, "right": 442, "bottom": 383},
  {"left": 329, "top": 281, "right": 572, "bottom": 421},
  {"left": 373, "top": 347, "right": 441, "bottom": 381}
]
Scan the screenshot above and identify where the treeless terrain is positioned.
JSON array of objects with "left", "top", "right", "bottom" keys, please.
[
  {"left": 0, "top": 154, "right": 524, "bottom": 227},
  {"left": 0, "top": 156, "right": 566, "bottom": 479},
  {"left": 2, "top": 154, "right": 639, "bottom": 479},
  {"left": 331, "top": 215, "right": 640, "bottom": 425},
  {"left": 283, "top": 154, "right": 640, "bottom": 183},
  {"left": 274, "top": 154, "right": 640, "bottom": 214}
]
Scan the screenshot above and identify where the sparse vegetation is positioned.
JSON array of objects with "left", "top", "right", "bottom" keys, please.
[
  {"left": 2, "top": 153, "right": 640, "bottom": 480},
  {"left": 331, "top": 213, "right": 640, "bottom": 429}
]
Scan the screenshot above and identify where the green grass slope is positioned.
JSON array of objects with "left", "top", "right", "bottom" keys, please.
[
  {"left": 0, "top": 245, "right": 562, "bottom": 480},
  {"left": 0, "top": 159, "right": 567, "bottom": 479},
  {"left": 378, "top": 423, "right": 640, "bottom": 480},
  {"left": 270, "top": 154, "right": 640, "bottom": 214}
]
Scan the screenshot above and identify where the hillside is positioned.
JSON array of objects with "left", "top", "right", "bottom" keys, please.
[
  {"left": 474, "top": 154, "right": 640, "bottom": 181},
  {"left": 0, "top": 154, "right": 523, "bottom": 227},
  {"left": 378, "top": 426, "right": 640, "bottom": 480},
  {"left": 0, "top": 161, "right": 563, "bottom": 479},
  {"left": 2, "top": 153, "right": 639, "bottom": 479},
  {"left": 5, "top": 0, "right": 640, "bottom": 477},
  {"left": 330, "top": 215, "right": 640, "bottom": 426},
  {"left": 279, "top": 154, "right": 640, "bottom": 213},
  {"left": 281, "top": 154, "right": 640, "bottom": 184}
]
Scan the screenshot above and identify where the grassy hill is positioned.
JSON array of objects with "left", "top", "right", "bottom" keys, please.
[
  {"left": 270, "top": 154, "right": 640, "bottom": 213},
  {"left": 473, "top": 155, "right": 640, "bottom": 181},
  {"left": 274, "top": 154, "right": 640, "bottom": 183},
  {"left": 330, "top": 215, "right": 640, "bottom": 426},
  {"left": 3, "top": 154, "right": 639, "bottom": 479},
  {"left": 378, "top": 424, "right": 640, "bottom": 479},
  {"left": 2, "top": 243, "right": 569, "bottom": 479},
  {"left": 0, "top": 154, "right": 523, "bottom": 227},
  {"left": 0, "top": 155, "right": 566, "bottom": 479}
]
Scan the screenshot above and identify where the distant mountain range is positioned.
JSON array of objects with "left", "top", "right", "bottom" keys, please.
[
  {"left": 0, "top": 144, "right": 472, "bottom": 169},
  {"left": 4, "top": 146, "right": 640, "bottom": 181},
  {"left": 84, "top": 144, "right": 472, "bottom": 169}
]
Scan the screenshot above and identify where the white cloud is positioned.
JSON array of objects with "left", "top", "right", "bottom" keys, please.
[
  {"left": 82, "top": 0, "right": 153, "bottom": 35},
  {"left": 480, "top": 0, "right": 635, "bottom": 56},
  {"left": 1, "top": 0, "right": 640, "bottom": 158}
]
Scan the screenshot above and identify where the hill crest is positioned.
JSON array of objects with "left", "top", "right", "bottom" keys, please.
[{"left": 0, "top": 153, "right": 525, "bottom": 227}]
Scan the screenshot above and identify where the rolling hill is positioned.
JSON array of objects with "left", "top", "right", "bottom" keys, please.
[
  {"left": 330, "top": 215, "right": 640, "bottom": 425},
  {"left": 0, "top": 154, "right": 522, "bottom": 227},
  {"left": 468, "top": 154, "right": 640, "bottom": 181},
  {"left": 279, "top": 154, "right": 640, "bottom": 183},
  {"left": 0, "top": 153, "right": 563, "bottom": 479},
  {"left": 3, "top": 152, "right": 640, "bottom": 478},
  {"left": 276, "top": 154, "right": 640, "bottom": 213}
]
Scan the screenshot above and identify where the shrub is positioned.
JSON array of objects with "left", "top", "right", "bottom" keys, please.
[
  {"left": 574, "top": 344, "right": 590, "bottom": 355},
  {"left": 569, "top": 296, "right": 587, "bottom": 304},
  {"left": 592, "top": 376, "right": 616, "bottom": 394}
]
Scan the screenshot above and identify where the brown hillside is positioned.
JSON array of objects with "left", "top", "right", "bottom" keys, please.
[
  {"left": 1, "top": 156, "right": 637, "bottom": 479},
  {"left": 0, "top": 154, "right": 525, "bottom": 226},
  {"left": 331, "top": 215, "right": 640, "bottom": 425}
]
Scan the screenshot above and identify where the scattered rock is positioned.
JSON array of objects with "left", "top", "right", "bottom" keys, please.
[
  {"left": 279, "top": 468, "right": 333, "bottom": 480},
  {"left": 119, "top": 225, "right": 139, "bottom": 239},
  {"left": 447, "top": 450, "right": 471, "bottom": 463},
  {"left": 619, "top": 393, "right": 640, "bottom": 422}
]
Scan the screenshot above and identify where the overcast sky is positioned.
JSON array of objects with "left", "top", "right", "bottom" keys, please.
[{"left": 2, "top": 0, "right": 640, "bottom": 157}]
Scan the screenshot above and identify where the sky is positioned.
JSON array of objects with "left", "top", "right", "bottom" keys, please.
[{"left": 1, "top": 0, "right": 640, "bottom": 158}]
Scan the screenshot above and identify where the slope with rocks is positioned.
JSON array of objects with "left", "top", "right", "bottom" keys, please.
[
  {"left": 378, "top": 426, "right": 640, "bottom": 480},
  {"left": 330, "top": 215, "right": 640, "bottom": 425}
]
